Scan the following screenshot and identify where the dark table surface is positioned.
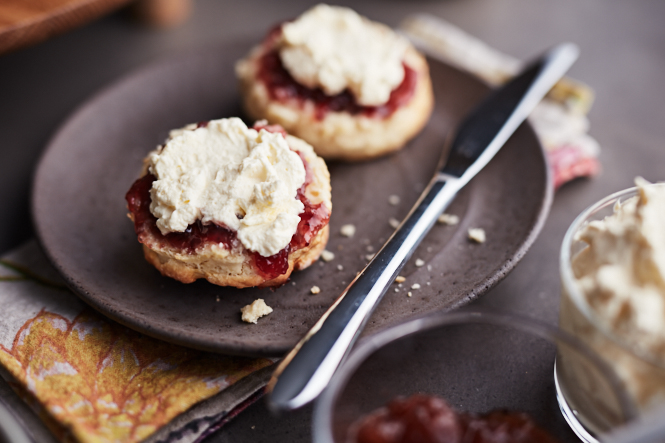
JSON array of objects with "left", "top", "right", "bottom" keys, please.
[{"left": 1, "top": 0, "right": 664, "bottom": 441}]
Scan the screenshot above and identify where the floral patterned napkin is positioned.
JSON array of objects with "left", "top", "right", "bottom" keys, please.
[
  {"left": 0, "top": 241, "right": 275, "bottom": 443},
  {"left": 0, "top": 17, "right": 601, "bottom": 443}
]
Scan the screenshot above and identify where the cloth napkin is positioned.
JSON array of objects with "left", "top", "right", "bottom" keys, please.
[
  {"left": 0, "top": 241, "right": 275, "bottom": 443},
  {"left": 399, "top": 14, "right": 601, "bottom": 189},
  {"left": 0, "top": 15, "right": 601, "bottom": 443}
]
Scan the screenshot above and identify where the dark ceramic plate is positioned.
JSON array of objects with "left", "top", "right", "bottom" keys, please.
[{"left": 32, "top": 41, "right": 552, "bottom": 357}]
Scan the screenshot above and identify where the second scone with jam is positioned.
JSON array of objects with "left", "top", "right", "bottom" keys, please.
[{"left": 235, "top": 4, "right": 434, "bottom": 161}]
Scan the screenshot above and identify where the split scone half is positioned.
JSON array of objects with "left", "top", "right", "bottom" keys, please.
[
  {"left": 125, "top": 118, "right": 331, "bottom": 288},
  {"left": 235, "top": 4, "right": 434, "bottom": 161}
]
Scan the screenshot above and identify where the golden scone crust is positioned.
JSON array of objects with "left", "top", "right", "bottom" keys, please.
[
  {"left": 130, "top": 131, "right": 332, "bottom": 288},
  {"left": 141, "top": 225, "right": 329, "bottom": 288},
  {"left": 236, "top": 43, "right": 434, "bottom": 161}
]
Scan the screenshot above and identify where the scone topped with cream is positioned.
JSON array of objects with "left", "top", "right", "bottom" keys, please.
[
  {"left": 125, "top": 118, "right": 331, "bottom": 288},
  {"left": 236, "top": 4, "right": 434, "bottom": 161}
]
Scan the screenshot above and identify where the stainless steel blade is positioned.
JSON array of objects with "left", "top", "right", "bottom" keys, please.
[{"left": 267, "top": 43, "right": 579, "bottom": 412}]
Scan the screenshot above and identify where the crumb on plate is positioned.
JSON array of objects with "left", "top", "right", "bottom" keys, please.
[
  {"left": 340, "top": 224, "right": 356, "bottom": 237},
  {"left": 321, "top": 250, "right": 335, "bottom": 262},
  {"left": 438, "top": 213, "right": 460, "bottom": 225},
  {"left": 468, "top": 228, "right": 486, "bottom": 243},
  {"left": 241, "top": 299, "right": 273, "bottom": 324}
]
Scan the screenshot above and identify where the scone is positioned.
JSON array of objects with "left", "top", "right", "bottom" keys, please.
[
  {"left": 125, "top": 118, "right": 332, "bottom": 288},
  {"left": 235, "top": 4, "right": 434, "bottom": 161}
]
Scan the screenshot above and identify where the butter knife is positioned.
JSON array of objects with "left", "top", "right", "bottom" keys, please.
[{"left": 267, "top": 43, "right": 579, "bottom": 412}]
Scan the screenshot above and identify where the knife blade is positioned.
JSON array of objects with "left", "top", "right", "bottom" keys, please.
[{"left": 267, "top": 43, "right": 579, "bottom": 412}]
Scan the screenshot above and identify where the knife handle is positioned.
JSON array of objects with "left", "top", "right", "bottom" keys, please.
[{"left": 267, "top": 174, "right": 462, "bottom": 411}]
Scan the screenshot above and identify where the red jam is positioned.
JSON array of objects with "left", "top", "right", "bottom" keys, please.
[
  {"left": 125, "top": 122, "right": 330, "bottom": 282},
  {"left": 257, "top": 28, "right": 417, "bottom": 120},
  {"left": 351, "top": 394, "right": 560, "bottom": 443},
  {"left": 125, "top": 174, "right": 239, "bottom": 254},
  {"left": 249, "top": 124, "right": 330, "bottom": 279}
]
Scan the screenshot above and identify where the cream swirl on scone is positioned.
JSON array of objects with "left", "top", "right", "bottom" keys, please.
[
  {"left": 126, "top": 118, "right": 331, "bottom": 288},
  {"left": 148, "top": 118, "right": 305, "bottom": 257},
  {"left": 278, "top": 4, "right": 408, "bottom": 106}
]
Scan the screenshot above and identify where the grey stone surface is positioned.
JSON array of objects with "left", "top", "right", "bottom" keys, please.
[{"left": 2, "top": 0, "right": 664, "bottom": 442}]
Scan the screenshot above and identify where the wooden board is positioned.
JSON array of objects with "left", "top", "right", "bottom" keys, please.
[{"left": 0, "top": 0, "right": 131, "bottom": 54}]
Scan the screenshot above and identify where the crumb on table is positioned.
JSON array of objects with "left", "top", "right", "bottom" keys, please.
[
  {"left": 395, "top": 276, "right": 406, "bottom": 283},
  {"left": 311, "top": 285, "right": 321, "bottom": 294}
]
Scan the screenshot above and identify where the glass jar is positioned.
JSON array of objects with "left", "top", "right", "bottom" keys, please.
[{"left": 557, "top": 185, "right": 665, "bottom": 442}]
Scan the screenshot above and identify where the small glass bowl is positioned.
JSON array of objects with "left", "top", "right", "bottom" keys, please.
[
  {"left": 313, "top": 311, "right": 635, "bottom": 443},
  {"left": 558, "top": 185, "right": 665, "bottom": 441}
]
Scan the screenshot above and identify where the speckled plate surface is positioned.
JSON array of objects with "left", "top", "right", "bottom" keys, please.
[{"left": 32, "top": 41, "right": 552, "bottom": 357}]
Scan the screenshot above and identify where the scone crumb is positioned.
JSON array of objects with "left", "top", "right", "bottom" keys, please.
[
  {"left": 337, "top": 264, "right": 344, "bottom": 271},
  {"left": 395, "top": 276, "right": 406, "bottom": 283},
  {"left": 394, "top": 288, "right": 400, "bottom": 292},
  {"left": 321, "top": 250, "right": 335, "bottom": 262},
  {"left": 388, "top": 195, "right": 401, "bottom": 205},
  {"left": 241, "top": 299, "right": 273, "bottom": 324},
  {"left": 311, "top": 286, "right": 321, "bottom": 294},
  {"left": 365, "top": 253, "right": 375, "bottom": 261},
  {"left": 389, "top": 217, "right": 400, "bottom": 229},
  {"left": 340, "top": 224, "right": 356, "bottom": 237},
  {"left": 366, "top": 245, "right": 374, "bottom": 252},
  {"left": 415, "top": 259, "right": 425, "bottom": 267},
  {"left": 411, "top": 283, "right": 421, "bottom": 290},
  {"left": 468, "top": 228, "right": 486, "bottom": 243},
  {"left": 215, "top": 295, "right": 220, "bottom": 302},
  {"left": 438, "top": 213, "right": 460, "bottom": 225},
  {"left": 407, "top": 292, "right": 413, "bottom": 297}
]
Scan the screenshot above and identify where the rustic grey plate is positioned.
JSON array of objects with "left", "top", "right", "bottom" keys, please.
[{"left": 32, "top": 41, "right": 552, "bottom": 357}]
